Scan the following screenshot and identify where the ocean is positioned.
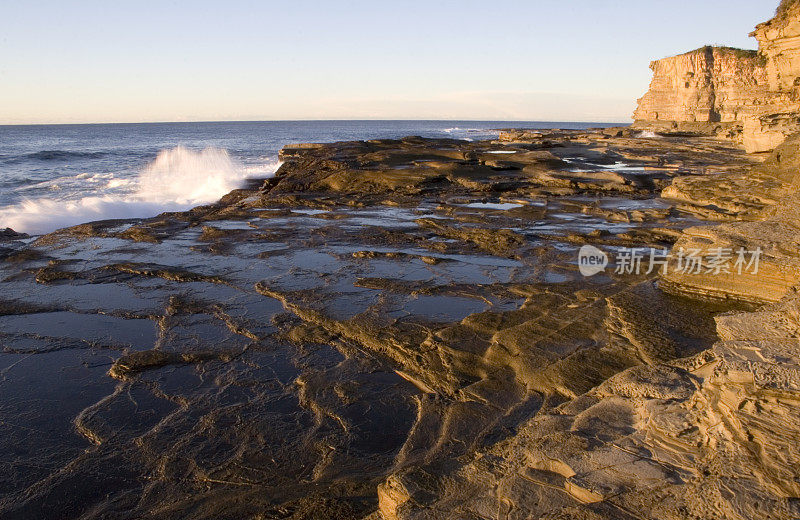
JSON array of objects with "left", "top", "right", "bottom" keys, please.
[{"left": 0, "top": 120, "right": 614, "bottom": 234}]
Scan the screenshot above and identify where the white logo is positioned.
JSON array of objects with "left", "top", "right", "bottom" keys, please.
[{"left": 578, "top": 245, "right": 608, "bottom": 277}]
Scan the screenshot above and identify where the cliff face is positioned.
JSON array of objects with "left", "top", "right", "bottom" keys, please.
[
  {"left": 745, "top": 3, "right": 800, "bottom": 152},
  {"left": 754, "top": 3, "right": 800, "bottom": 91},
  {"left": 634, "top": 2, "right": 800, "bottom": 152},
  {"left": 633, "top": 47, "right": 768, "bottom": 125}
]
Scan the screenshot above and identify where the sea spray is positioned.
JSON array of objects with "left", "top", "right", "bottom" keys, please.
[
  {"left": 0, "top": 147, "right": 278, "bottom": 235},
  {"left": 137, "top": 147, "right": 245, "bottom": 205}
]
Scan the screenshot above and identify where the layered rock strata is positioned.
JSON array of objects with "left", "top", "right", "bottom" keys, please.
[
  {"left": 634, "top": 2, "right": 800, "bottom": 152},
  {"left": 661, "top": 135, "right": 800, "bottom": 303},
  {"left": 633, "top": 46, "right": 769, "bottom": 132},
  {"left": 745, "top": 2, "right": 800, "bottom": 151},
  {"left": 0, "top": 130, "right": 772, "bottom": 519},
  {"left": 372, "top": 133, "right": 800, "bottom": 520},
  {"left": 377, "top": 292, "right": 800, "bottom": 520}
]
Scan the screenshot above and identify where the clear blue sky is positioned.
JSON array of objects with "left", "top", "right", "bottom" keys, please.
[{"left": 0, "top": 0, "right": 778, "bottom": 124}]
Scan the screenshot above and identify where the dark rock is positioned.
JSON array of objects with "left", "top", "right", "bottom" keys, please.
[{"left": 0, "top": 227, "right": 28, "bottom": 240}]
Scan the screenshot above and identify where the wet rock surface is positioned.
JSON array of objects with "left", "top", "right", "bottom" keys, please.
[
  {"left": 382, "top": 293, "right": 800, "bottom": 520},
  {"left": 0, "top": 131, "right": 790, "bottom": 519}
]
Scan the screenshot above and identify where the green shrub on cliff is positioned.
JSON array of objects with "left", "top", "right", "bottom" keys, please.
[{"left": 677, "top": 46, "right": 764, "bottom": 66}]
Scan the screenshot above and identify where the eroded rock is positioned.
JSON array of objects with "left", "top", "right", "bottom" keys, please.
[
  {"left": 634, "top": 3, "right": 800, "bottom": 153},
  {"left": 0, "top": 131, "right": 782, "bottom": 520}
]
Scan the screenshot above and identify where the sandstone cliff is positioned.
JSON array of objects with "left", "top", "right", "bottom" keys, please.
[
  {"left": 634, "top": 2, "right": 800, "bottom": 152},
  {"left": 633, "top": 46, "right": 768, "bottom": 127},
  {"left": 745, "top": 1, "right": 800, "bottom": 152}
]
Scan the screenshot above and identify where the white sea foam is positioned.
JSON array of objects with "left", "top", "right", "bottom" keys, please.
[
  {"left": 243, "top": 159, "right": 283, "bottom": 175},
  {"left": 106, "top": 178, "right": 134, "bottom": 189},
  {"left": 0, "top": 146, "right": 279, "bottom": 235},
  {"left": 137, "top": 147, "right": 246, "bottom": 204}
]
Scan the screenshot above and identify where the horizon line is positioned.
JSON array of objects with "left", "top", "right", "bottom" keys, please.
[{"left": 0, "top": 117, "right": 634, "bottom": 128}]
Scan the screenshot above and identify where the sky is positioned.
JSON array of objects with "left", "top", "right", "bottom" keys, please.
[{"left": 0, "top": 0, "right": 779, "bottom": 124}]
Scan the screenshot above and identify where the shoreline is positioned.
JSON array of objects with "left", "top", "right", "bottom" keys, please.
[
  {"left": 4, "top": 1, "right": 800, "bottom": 518},
  {"left": 5, "top": 128, "right": 798, "bottom": 519},
  {"left": 0, "top": 124, "right": 629, "bottom": 240},
  {"left": 0, "top": 121, "right": 625, "bottom": 237}
]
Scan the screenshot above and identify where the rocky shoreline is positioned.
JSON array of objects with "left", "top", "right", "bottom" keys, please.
[
  {"left": 1, "top": 123, "right": 799, "bottom": 519},
  {"left": 3, "top": 3, "right": 800, "bottom": 518}
]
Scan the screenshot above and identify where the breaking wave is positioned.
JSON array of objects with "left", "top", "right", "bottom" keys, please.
[
  {"left": 0, "top": 147, "right": 279, "bottom": 235},
  {"left": 137, "top": 147, "right": 249, "bottom": 205}
]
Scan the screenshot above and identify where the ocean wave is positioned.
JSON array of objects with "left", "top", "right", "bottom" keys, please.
[
  {"left": 0, "top": 177, "right": 38, "bottom": 189},
  {"left": 0, "top": 146, "right": 279, "bottom": 235},
  {"left": 0, "top": 150, "right": 111, "bottom": 166},
  {"left": 136, "top": 146, "right": 248, "bottom": 204},
  {"left": 243, "top": 159, "right": 282, "bottom": 175},
  {"left": 0, "top": 197, "right": 186, "bottom": 234},
  {"left": 13, "top": 172, "right": 114, "bottom": 193},
  {"left": 24, "top": 150, "right": 109, "bottom": 161},
  {"left": 106, "top": 178, "right": 135, "bottom": 189},
  {"left": 440, "top": 127, "right": 498, "bottom": 141}
]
